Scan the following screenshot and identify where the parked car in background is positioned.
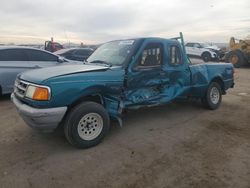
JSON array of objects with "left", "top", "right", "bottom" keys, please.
[
  {"left": 54, "top": 48, "right": 94, "bottom": 61},
  {"left": 185, "top": 42, "right": 223, "bottom": 62},
  {"left": 0, "top": 46, "right": 75, "bottom": 95},
  {"left": 201, "top": 43, "right": 225, "bottom": 60}
]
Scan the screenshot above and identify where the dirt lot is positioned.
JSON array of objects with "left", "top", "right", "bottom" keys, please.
[{"left": 0, "top": 63, "right": 250, "bottom": 188}]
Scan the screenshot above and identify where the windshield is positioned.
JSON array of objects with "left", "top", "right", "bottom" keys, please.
[{"left": 87, "top": 40, "right": 136, "bottom": 66}]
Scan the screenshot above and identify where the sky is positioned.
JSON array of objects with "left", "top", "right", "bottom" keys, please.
[{"left": 0, "top": 0, "right": 249, "bottom": 44}]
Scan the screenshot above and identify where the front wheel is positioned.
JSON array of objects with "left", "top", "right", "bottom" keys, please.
[
  {"left": 64, "top": 101, "right": 110, "bottom": 148},
  {"left": 201, "top": 82, "right": 222, "bottom": 110},
  {"left": 202, "top": 52, "right": 211, "bottom": 62}
]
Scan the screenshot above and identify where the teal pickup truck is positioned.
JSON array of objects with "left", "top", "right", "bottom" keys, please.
[{"left": 12, "top": 33, "right": 234, "bottom": 148}]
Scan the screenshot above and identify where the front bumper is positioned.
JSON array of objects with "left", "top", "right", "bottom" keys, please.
[
  {"left": 211, "top": 53, "right": 218, "bottom": 60},
  {"left": 11, "top": 94, "right": 67, "bottom": 132}
]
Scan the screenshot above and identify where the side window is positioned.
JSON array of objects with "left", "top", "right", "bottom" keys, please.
[
  {"left": 138, "top": 43, "right": 162, "bottom": 67},
  {"left": 26, "top": 49, "right": 58, "bottom": 61},
  {"left": 186, "top": 43, "right": 193, "bottom": 47},
  {"left": 193, "top": 43, "right": 200, "bottom": 48},
  {"left": 169, "top": 46, "right": 181, "bottom": 66},
  {"left": 0, "top": 49, "right": 28, "bottom": 61}
]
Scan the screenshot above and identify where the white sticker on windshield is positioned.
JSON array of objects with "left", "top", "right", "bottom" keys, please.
[{"left": 119, "top": 40, "right": 134, "bottom": 45}]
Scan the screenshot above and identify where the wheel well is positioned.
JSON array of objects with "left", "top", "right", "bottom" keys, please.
[
  {"left": 211, "top": 77, "right": 225, "bottom": 94},
  {"left": 57, "top": 94, "right": 105, "bottom": 131},
  {"left": 61, "top": 94, "right": 104, "bottom": 125},
  {"left": 69, "top": 94, "right": 103, "bottom": 110}
]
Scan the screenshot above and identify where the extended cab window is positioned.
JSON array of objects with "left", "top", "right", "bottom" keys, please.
[
  {"left": 169, "top": 46, "right": 182, "bottom": 65},
  {"left": 137, "top": 43, "right": 162, "bottom": 68}
]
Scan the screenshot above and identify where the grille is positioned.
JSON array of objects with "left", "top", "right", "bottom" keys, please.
[{"left": 14, "top": 79, "right": 28, "bottom": 98}]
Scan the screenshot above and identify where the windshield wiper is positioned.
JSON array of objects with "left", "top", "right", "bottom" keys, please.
[{"left": 87, "top": 60, "right": 112, "bottom": 67}]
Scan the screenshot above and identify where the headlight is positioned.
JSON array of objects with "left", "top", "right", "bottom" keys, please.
[{"left": 25, "top": 85, "right": 50, "bottom": 101}]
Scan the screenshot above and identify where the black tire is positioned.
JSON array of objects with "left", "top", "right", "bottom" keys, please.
[
  {"left": 201, "top": 82, "right": 222, "bottom": 110},
  {"left": 225, "top": 50, "right": 245, "bottom": 68},
  {"left": 64, "top": 101, "right": 110, "bottom": 148},
  {"left": 202, "top": 52, "right": 211, "bottom": 62}
]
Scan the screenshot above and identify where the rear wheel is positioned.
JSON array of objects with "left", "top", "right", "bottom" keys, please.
[
  {"left": 201, "top": 82, "right": 222, "bottom": 110},
  {"left": 64, "top": 101, "right": 110, "bottom": 148},
  {"left": 225, "top": 50, "right": 245, "bottom": 68}
]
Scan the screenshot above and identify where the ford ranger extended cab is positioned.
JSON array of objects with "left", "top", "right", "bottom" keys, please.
[{"left": 12, "top": 33, "right": 234, "bottom": 148}]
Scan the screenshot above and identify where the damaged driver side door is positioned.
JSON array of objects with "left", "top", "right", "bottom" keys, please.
[{"left": 124, "top": 42, "right": 164, "bottom": 107}]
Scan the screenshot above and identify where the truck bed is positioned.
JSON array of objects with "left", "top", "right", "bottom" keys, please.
[{"left": 189, "top": 62, "right": 234, "bottom": 96}]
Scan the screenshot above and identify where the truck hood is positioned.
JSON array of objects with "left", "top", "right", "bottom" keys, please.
[{"left": 19, "top": 64, "right": 109, "bottom": 84}]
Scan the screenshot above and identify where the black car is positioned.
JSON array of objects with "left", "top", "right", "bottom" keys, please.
[{"left": 54, "top": 48, "right": 94, "bottom": 61}]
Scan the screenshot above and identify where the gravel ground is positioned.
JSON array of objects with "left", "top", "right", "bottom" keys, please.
[{"left": 0, "top": 61, "right": 249, "bottom": 188}]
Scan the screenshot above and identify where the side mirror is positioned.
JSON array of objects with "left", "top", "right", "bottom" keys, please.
[{"left": 58, "top": 56, "right": 66, "bottom": 63}]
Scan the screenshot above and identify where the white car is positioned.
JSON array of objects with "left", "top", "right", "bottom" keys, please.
[{"left": 185, "top": 42, "right": 218, "bottom": 62}]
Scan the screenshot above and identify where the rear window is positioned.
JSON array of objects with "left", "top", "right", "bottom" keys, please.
[
  {"left": 0, "top": 49, "right": 28, "bottom": 61},
  {"left": 75, "top": 49, "right": 93, "bottom": 56}
]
